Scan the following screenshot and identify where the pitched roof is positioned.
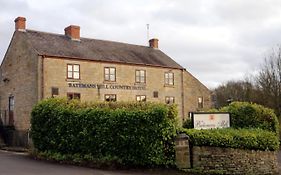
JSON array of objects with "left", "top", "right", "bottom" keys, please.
[{"left": 21, "top": 30, "right": 183, "bottom": 69}]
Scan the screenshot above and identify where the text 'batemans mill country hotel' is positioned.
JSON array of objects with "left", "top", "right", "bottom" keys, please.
[{"left": 0, "top": 17, "right": 212, "bottom": 146}]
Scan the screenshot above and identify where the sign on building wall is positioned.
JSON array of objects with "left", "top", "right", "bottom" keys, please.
[
  {"left": 68, "top": 83, "right": 146, "bottom": 90},
  {"left": 191, "top": 112, "right": 230, "bottom": 130}
]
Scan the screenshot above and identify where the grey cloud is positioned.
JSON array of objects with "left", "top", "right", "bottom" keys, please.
[
  {"left": 212, "top": 0, "right": 281, "bottom": 24},
  {"left": 1, "top": 0, "right": 281, "bottom": 88}
]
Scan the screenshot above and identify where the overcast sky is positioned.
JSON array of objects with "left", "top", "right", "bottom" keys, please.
[{"left": 1, "top": 0, "right": 281, "bottom": 88}]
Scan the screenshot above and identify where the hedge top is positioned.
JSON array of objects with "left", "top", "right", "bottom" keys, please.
[
  {"left": 183, "top": 128, "right": 279, "bottom": 151},
  {"left": 220, "top": 102, "right": 279, "bottom": 134}
]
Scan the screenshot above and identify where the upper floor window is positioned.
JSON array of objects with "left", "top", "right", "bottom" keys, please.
[
  {"left": 104, "top": 67, "right": 116, "bottom": 82},
  {"left": 67, "top": 92, "right": 80, "bottom": 100},
  {"left": 198, "top": 97, "right": 203, "bottom": 108},
  {"left": 136, "top": 95, "right": 146, "bottom": 102},
  {"left": 135, "top": 70, "right": 146, "bottom": 83},
  {"left": 164, "top": 72, "right": 174, "bottom": 85},
  {"left": 67, "top": 64, "right": 80, "bottom": 79},
  {"left": 105, "top": 94, "right": 117, "bottom": 102}
]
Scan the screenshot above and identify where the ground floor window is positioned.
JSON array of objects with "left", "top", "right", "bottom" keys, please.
[
  {"left": 165, "top": 96, "right": 175, "bottom": 104},
  {"left": 8, "top": 96, "right": 14, "bottom": 126},
  {"left": 198, "top": 97, "right": 203, "bottom": 108},
  {"left": 51, "top": 87, "right": 59, "bottom": 97},
  {"left": 105, "top": 94, "right": 117, "bottom": 102},
  {"left": 136, "top": 95, "right": 146, "bottom": 102},
  {"left": 67, "top": 93, "right": 80, "bottom": 100}
]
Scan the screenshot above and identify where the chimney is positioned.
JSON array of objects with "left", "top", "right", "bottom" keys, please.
[
  {"left": 64, "top": 25, "right": 80, "bottom": 41},
  {"left": 149, "top": 38, "right": 159, "bottom": 49},
  {"left": 14, "top": 17, "right": 26, "bottom": 31}
]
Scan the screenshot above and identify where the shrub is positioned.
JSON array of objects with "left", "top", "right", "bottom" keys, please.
[
  {"left": 183, "top": 128, "right": 279, "bottom": 151},
  {"left": 220, "top": 102, "right": 279, "bottom": 134},
  {"left": 182, "top": 118, "right": 193, "bottom": 129},
  {"left": 31, "top": 98, "right": 178, "bottom": 167}
]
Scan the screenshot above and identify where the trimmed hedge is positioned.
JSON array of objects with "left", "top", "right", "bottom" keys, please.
[
  {"left": 183, "top": 128, "right": 279, "bottom": 151},
  {"left": 30, "top": 98, "right": 178, "bottom": 167},
  {"left": 183, "top": 102, "right": 279, "bottom": 135},
  {"left": 220, "top": 102, "right": 279, "bottom": 134}
]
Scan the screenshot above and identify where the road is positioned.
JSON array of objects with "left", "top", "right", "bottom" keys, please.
[
  {"left": 1, "top": 150, "right": 280, "bottom": 175},
  {"left": 0, "top": 150, "right": 183, "bottom": 175}
]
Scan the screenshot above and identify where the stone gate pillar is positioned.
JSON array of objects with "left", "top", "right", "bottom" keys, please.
[{"left": 175, "top": 133, "right": 190, "bottom": 169}]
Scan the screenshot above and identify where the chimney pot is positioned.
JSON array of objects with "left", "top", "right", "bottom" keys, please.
[
  {"left": 14, "top": 17, "right": 26, "bottom": 31},
  {"left": 149, "top": 38, "right": 159, "bottom": 49},
  {"left": 64, "top": 25, "right": 80, "bottom": 41}
]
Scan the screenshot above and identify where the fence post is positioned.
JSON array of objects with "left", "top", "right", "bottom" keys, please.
[{"left": 175, "top": 133, "right": 191, "bottom": 169}]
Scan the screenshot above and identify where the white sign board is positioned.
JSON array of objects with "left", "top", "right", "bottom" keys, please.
[{"left": 192, "top": 112, "right": 230, "bottom": 130}]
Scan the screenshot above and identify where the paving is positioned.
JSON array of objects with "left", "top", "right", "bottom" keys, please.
[{"left": 0, "top": 150, "right": 185, "bottom": 175}]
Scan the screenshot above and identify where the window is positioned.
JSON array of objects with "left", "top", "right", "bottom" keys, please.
[
  {"left": 8, "top": 96, "right": 14, "bottom": 126},
  {"left": 136, "top": 95, "right": 146, "bottom": 102},
  {"left": 51, "top": 87, "right": 59, "bottom": 97},
  {"left": 153, "top": 91, "right": 159, "bottom": 98},
  {"left": 104, "top": 67, "right": 116, "bottom": 82},
  {"left": 8, "top": 96, "right": 14, "bottom": 112},
  {"left": 135, "top": 70, "right": 146, "bottom": 83},
  {"left": 67, "top": 93, "right": 80, "bottom": 100},
  {"left": 164, "top": 72, "right": 174, "bottom": 85},
  {"left": 105, "top": 94, "right": 117, "bottom": 102},
  {"left": 67, "top": 64, "right": 80, "bottom": 79},
  {"left": 165, "top": 96, "right": 175, "bottom": 104},
  {"left": 198, "top": 97, "right": 203, "bottom": 108}
]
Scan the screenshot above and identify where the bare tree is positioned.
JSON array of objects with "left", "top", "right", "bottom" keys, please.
[
  {"left": 256, "top": 46, "right": 281, "bottom": 116},
  {"left": 213, "top": 79, "right": 257, "bottom": 108},
  {"left": 213, "top": 46, "right": 281, "bottom": 118}
]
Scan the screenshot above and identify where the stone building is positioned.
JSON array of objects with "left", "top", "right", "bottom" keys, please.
[{"left": 0, "top": 17, "right": 211, "bottom": 146}]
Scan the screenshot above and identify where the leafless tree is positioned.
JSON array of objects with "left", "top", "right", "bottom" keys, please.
[
  {"left": 213, "top": 46, "right": 281, "bottom": 117},
  {"left": 213, "top": 79, "right": 257, "bottom": 108},
  {"left": 256, "top": 46, "right": 281, "bottom": 116}
]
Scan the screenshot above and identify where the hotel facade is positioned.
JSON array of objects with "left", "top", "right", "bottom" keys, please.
[{"left": 0, "top": 17, "right": 211, "bottom": 146}]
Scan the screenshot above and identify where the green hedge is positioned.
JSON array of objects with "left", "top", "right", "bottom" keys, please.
[
  {"left": 30, "top": 98, "right": 178, "bottom": 167},
  {"left": 220, "top": 102, "right": 279, "bottom": 134},
  {"left": 183, "top": 128, "right": 279, "bottom": 151},
  {"left": 183, "top": 102, "right": 279, "bottom": 134}
]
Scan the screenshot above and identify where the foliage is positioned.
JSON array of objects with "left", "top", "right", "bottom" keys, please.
[
  {"left": 220, "top": 102, "right": 279, "bottom": 134},
  {"left": 30, "top": 98, "right": 178, "bottom": 167},
  {"left": 183, "top": 128, "right": 279, "bottom": 151},
  {"left": 182, "top": 118, "right": 193, "bottom": 129}
]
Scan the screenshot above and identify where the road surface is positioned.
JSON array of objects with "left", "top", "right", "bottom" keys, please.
[{"left": 0, "top": 150, "right": 183, "bottom": 175}]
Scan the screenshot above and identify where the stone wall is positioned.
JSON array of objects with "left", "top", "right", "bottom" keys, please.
[
  {"left": 42, "top": 57, "right": 185, "bottom": 119},
  {"left": 192, "top": 146, "right": 278, "bottom": 175},
  {"left": 0, "top": 31, "right": 39, "bottom": 131},
  {"left": 183, "top": 70, "right": 212, "bottom": 119},
  {"left": 175, "top": 134, "right": 279, "bottom": 175}
]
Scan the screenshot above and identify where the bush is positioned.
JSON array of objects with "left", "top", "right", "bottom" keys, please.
[
  {"left": 183, "top": 128, "right": 279, "bottom": 151},
  {"left": 220, "top": 102, "right": 279, "bottom": 134},
  {"left": 30, "top": 98, "right": 178, "bottom": 167},
  {"left": 182, "top": 118, "right": 193, "bottom": 129}
]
